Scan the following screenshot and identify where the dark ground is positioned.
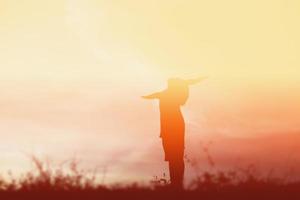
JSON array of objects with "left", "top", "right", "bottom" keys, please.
[
  {"left": 1, "top": 186, "right": 300, "bottom": 200},
  {"left": 1, "top": 157, "right": 300, "bottom": 200}
]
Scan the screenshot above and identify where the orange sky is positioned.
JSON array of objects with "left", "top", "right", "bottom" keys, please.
[{"left": 0, "top": 0, "right": 300, "bottom": 183}]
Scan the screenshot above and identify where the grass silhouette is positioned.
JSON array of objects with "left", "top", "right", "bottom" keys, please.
[{"left": 0, "top": 156, "right": 299, "bottom": 200}]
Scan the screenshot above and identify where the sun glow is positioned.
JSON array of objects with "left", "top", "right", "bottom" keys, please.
[{"left": 0, "top": 0, "right": 300, "bottom": 183}]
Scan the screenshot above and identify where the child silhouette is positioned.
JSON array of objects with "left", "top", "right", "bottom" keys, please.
[{"left": 142, "top": 77, "right": 206, "bottom": 188}]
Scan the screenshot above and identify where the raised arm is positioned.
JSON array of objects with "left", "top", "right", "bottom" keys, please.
[
  {"left": 185, "top": 76, "right": 208, "bottom": 85},
  {"left": 142, "top": 92, "right": 161, "bottom": 99}
]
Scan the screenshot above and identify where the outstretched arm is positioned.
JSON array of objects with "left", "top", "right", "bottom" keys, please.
[
  {"left": 185, "top": 76, "right": 208, "bottom": 85},
  {"left": 142, "top": 92, "right": 161, "bottom": 99}
]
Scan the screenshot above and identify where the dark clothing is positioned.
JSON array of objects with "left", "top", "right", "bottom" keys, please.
[
  {"left": 169, "top": 159, "right": 185, "bottom": 188},
  {"left": 159, "top": 91, "right": 185, "bottom": 162},
  {"left": 152, "top": 80, "right": 189, "bottom": 188}
]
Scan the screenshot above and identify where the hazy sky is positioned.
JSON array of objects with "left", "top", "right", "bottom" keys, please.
[{"left": 0, "top": 0, "right": 300, "bottom": 183}]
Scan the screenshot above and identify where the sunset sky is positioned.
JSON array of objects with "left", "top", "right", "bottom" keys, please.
[{"left": 0, "top": 0, "right": 300, "bottom": 183}]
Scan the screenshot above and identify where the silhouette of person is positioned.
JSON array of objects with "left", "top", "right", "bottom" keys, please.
[{"left": 142, "top": 77, "right": 206, "bottom": 188}]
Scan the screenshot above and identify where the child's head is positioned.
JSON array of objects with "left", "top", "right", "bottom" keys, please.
[
  {"left": 167, "top": 78, "right": 189, "bottom": 105},
  {"left": 168, "top": 78, "right": 185, "bottom": 89}
]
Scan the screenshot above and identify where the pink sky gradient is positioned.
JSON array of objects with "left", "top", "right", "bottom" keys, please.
[{"left": 0, "top": 0, "right": 300, "bottom": 184}]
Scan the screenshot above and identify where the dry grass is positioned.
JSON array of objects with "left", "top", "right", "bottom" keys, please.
[{"left": 0, "top": 156, "right": 299, "bottom": 200}]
